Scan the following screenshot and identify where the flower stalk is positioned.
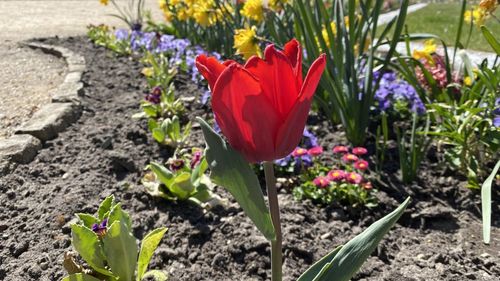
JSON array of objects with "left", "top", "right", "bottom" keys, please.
[{"left": 264, "top": 161, "right": 282, "bottom": 281}]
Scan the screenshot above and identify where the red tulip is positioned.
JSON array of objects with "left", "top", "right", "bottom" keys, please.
[{"left": 196, "top": 39, "right": 326, "bottom": 163}]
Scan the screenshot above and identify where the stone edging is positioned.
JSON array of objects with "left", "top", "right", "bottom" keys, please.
[{"left": 0, "top": 42, "right": 86, "bottom": 175}]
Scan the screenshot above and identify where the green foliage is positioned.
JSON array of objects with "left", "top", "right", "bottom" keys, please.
[
  {"left": 293, "top": 0, "right": 410, "bottom": 145},
  {"left": 148, "top": 116, "right": 192, "bottom": 148},
  {"left": 87, "top": 25, "right": 131, "bottom": 55},
  {"left": 299, "top": 197, "right": 410, "bottom": 281},
  {"left": 142, "top": 149, "right": 220, "bottom": 207},
  {"left": 427, "top": 64, "right": 500, "bottom": 188},
  {"left": 481, "top": 160, "right": 500, "bottom": 244},
  {"left": 396, "top": 113, "right": 431, "bottom": 183},
  {"left": 197, "top": 117, "right": 276, "bottom": 241},
  {"left": 63, "top": 196, "right": 168, "bottom": 281}
]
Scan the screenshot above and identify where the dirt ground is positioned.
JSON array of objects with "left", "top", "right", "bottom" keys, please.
[{"left": 0, "top": 37, "right": 498, "bottom": 281}]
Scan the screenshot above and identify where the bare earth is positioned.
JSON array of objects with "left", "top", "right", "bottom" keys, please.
[{"left": 0, "top": 0, "right": 162, "bottom": 139}]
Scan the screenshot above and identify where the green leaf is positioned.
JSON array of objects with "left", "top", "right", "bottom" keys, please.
[
  {"left": 481, "top": 26, "right": 500, "bottom": 55},
  {"left": 137, "top": 227, "right": 168, "bottom": 281},
  {"left": 76, "top": 213, "right": 99, "bottom": 229},
  {"left": 70, "top": 224, "right": 113, "bottom": 277},
  {"left": 152, "top": 128, "right": 166, "bottom": 143},
  {"left": 142, "top": 270, "right": 168, "bottom": 281},
  {"left": 108, "top": 203, "right": 132, "bottom": 231},
  {"left": 98, "top": 195, "right": 115, "bottom": 221},
  {"left": 197, "top": 117, "right": 275, "bottom": 241},
  {"left": 150, "top": 162, "right": 174, "bottom": 186},
  {"left": 310, "top": 197, "right": 411, "bottom": 281},
  {"left": 297, "top": 246, "right": 343, "bottom": 281},
  {"left": 482, "top": 160, "right": 500, "bottom": 244},
  {"left": 102, "top": 220, "right": 138, "bottom": 281},
  {"left": 62, "top": 273, "right": 102, "bottom": 281},
  {"left": 169, "top": 172, "right": 195, "bottom": 200}
]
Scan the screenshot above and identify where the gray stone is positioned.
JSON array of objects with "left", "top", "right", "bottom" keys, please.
[
  {"left": 63, "top": 71, "right": 82, "bottom": 83},
  {"left": 51, "top": 82, "right": 83, "bottom": 103},
  {"left": 15, "top": 103, "right": 80, "bottom": 141},
  {"left": 0, "top": 134, "right": 41, "bottom": 164},
  {"left": 66, "top": 55, "right": 85, "bottom": 66},
  {"left": 68, "top": 64, "right": 85, "bottom": 73}
]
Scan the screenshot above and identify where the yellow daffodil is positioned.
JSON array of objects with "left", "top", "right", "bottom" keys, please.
[
  {"left": 193, "top": 0, "right": 216, "bottom": 27},
  {"left": 464, "top": 7, "right": 487, "bottom": 27},
  {"left": 479, "top": 0, "right": 498, "bottom": 13},
  {"left": 412, "top": 39, "right": 437, "bottom": 65},
  {"left": 269, "top": 0, "right": 289, "bottom": 11},
  {"left": 99, "top": 0, "right": 109, "bottom": 6},
  {"left": 234, "top": 26, "right": 261, "bottom": 60},
  {"left": 241, "top": 0, "right": 265, "bottom": 23}
]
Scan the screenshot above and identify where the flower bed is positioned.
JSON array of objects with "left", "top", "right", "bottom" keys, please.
[{"left": 0, "top": 36, "right": 498, "bottom": 281}]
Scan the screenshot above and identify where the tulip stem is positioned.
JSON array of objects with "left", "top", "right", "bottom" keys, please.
[{"left": 263, "top": 161, "right": 282, "bottom": 281}]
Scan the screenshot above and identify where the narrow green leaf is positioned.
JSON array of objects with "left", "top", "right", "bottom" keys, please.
[
  {"left": 70, "top": 224, "right": 113, "bottom": 277},
  {"left": 142, "top": 270, "right": 168, "bottom": 281},
  {"left": 62, "top": 273, "right": 102, "bottom": 281},
  {"left": 312, "top": 197, "right": 411, "bottom": 281},
  {"left": 197, "top": 117, "right": 276, "bottom": 241},
  {"left": 102, "top": 220, "right": 138, "bottom": 281},
  {"left": 137, "top": 227, "right": 168, "bottom": 281},
  {"left": 482, "top": 160, "right": 500, "bottom": 244},
  {"left": 76, "top": 213, "right": 99, "bottom": 229},
  {"left": 481, "top": 26, "right": 500, "bottom": 55},
  {"left": 297, "top": 246, "right": 342, "bottom": 281},
  {"left": 98, "top": 195, "right": 115, "bottom": 221}
]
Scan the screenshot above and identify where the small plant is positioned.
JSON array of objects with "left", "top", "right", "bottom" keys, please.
[
  {"left": 135, "top": 84, "right": 185, "bottom": 120},
  {"left": 293, "top": 145, "right": 377, "bottom": 207},
  {"left": 142, "top": 149, "right": 222, "bottom": 207},
  {"left": 148, "top": 116, "right": 191, "bottom": 148},
  {"left": 62, "top": 196, "right": 168, "bottom": 281},
  {"left": 87, "top": 25, "right": 131, "bottom": 55}
]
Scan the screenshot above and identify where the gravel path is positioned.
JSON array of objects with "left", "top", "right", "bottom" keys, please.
[{"left": 0, "top": 0, "right": 162, "bottom": 139}]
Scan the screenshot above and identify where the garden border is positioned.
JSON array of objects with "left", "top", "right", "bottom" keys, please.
[{"left": 0, "top": 42, "right": 86, "bottom": 175}]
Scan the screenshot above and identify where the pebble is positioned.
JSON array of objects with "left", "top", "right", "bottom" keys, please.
[
  {"left": 9, "top": 241, "right": 29, "bottom": 258},
  {"left": 39, "top": 262, "right": 49, "bottom": 270}
]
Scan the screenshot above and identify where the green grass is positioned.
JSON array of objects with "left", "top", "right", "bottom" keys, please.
[{"left": 378, "top": 3, "right": 500, "bottom": 52}]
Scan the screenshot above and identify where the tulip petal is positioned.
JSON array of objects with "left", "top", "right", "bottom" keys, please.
[
  {"left": 298, "top": 54, "right": 326, "bottom": 102},
  {"left": 244, "top": 44, "right": 299, "bottom": 119},
  {"left": 275, "top": 54, "right": 326, "bottom": 158},
  {"left": 212, "top": 64, "right": 281, "bottom": 163},
  {"left": 283, "top": 39, "right": 302, "bottom": 84},
  {"left": 196, "top": 55, "right": 236, "bottom": 91}
]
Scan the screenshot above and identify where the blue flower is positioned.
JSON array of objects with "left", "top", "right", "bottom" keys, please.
[
  {"left": 303, "top": 128, "right": 318, "bottom": 148},
  {"left": 494, "top": 116, "right": 500, "bottom": 127},
  {"left": 115, "top": 29, "right": 129, "bottom": 41},
  {"left": 373, "top": 70, "right": 426, "bottom": 115}
]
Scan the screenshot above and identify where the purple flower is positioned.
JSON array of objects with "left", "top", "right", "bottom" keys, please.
[
  {"left": 374, "top": 70, "right": 426, "bottom": 115},
  {"left": 138, "top": 32, "right": 156, "bottom": 51},
  {"left": 91, "top": 219, "right": 108, "bottom": 237},
  {"left": 303, "top": 128, "right": 318, "bottom": 148},
  {"left": 201, "top": 89, "right": 211, "bottom": 105},
  {"left": 190, "top": 151, "right": 203, "bottom": 169},
  {"left": 115, "top": 29, "right": 129, "bottom": 41},
  {"left": 145, "top": 86, "right": 162, "bottom": 104},
  {"left": 494, "top": 116, "right": 500, "bottom": 127},
  {"left": 275, "top": 155, "right": 292, "bottom": 166}
]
